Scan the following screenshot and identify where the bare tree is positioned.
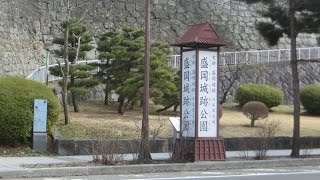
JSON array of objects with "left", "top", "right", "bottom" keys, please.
[{"left": 219, "top": 56, "right": 247, "bottom": 104}]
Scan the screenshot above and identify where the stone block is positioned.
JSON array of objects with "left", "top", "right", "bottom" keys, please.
[
  {"left": 33, "top": 133, "right": 47, "bottom": 153},
  {"left": 76, "top": 140, "right": 94, "bottom": 155},
  {"left": 54, "top": 139, "right": 77, "bottom": 156}
]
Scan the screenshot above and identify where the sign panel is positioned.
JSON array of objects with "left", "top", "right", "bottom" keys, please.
[
  {"left": 197, "top": 51, "right": 218, "bottom": 137},
  {"left": 169, "top": 117, "right": 180, "bottom": 132},
  {"left": 181, "top": 50, "right": 196, "bottom": 137},
  {"left": 33, "top": 99, "right": 48, "bottom": 133}
]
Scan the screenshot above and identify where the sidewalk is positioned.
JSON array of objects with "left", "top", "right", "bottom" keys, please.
[{"left": 1, "top": 149, "right": 320, "bottom": 178}]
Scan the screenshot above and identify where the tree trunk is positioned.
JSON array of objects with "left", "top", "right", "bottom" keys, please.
[
  {"left": 250, "top": 119, "right": 255, "bottom": 127},
  {"left": 129, "top": 100, "right": 135, "bottom": 110},
  {"left": 117, "top": 96, "right": 125, "bottom": 114},
  {"left": 220, "top": 79, "right": 237, "bottom": 104},
  {"left": 72, "top": 92, "right": 79, "bottom": 112},
  {"left": 104, "top": 85, "right": 109, "bottom": 105},
  {"left": 289, "top": 0, "right": 301, "bottom": 157},
  {"left": 61, "top": 91, "right": 69, "bottom": 124},
  {"left": 220, "top": 90, "right": 228, "bottom": 104},
  {"left": 71, "top": 33, "right": 81, "bottom": 113},
  {"left": 62, "top": 15, "right": 70, "bottom": 124},
  {"left": 70, "top": 71, "right": 80, "bottom": 112},
  {"left": 156, "top": 103, "right": 175, "bottom": 113},
  {"left": 173, "top": 103, "right": 179, "bottom": 112},
  {"left": 124, "top": 97, "right": 133, "bottom": 111}
]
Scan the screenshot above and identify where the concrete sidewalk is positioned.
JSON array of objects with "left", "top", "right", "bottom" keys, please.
[{"left": 1, "top": 149, "right": 320, "bottom": 178}]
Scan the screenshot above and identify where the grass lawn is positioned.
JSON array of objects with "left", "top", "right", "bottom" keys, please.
[
  {"left": 55, "top": 101, "right": 320, "bottom": 140},
  {"left": 220, "top": 104, "right": 320, "bottom": 137}
]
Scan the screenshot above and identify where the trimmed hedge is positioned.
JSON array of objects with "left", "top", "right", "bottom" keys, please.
[
  {"left": 300, "top": 84, "right": 320, "bottom": 114},
  {"left": 235, "top": 83, "right": 284, "bottom": 108},
  {"left": 0, "top": 77, "right": 60, "bottom": 144}
]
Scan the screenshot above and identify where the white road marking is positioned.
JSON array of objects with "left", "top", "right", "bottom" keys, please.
[
  {"left": 124, "top": 171, "right": 320, "bottom": 180},
  {"left": 200, "top": 172, "right": 226, "bottom": 175},
  {"left": 43, "top": 178, "right": 86, "bottom": 180}
]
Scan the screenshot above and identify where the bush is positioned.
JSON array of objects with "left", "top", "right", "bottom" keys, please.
[
  {"left": 242, "top": 101, "right": 269, "bottom": 127},
  {"left": 300, "top": 84, "right": 320, "bottom": 114},
  {"left": 236, "top": 83, "right": 283, "bottom": 108},
  {"left": 0, "top": 77, "right": 60, "bottom": 144}
]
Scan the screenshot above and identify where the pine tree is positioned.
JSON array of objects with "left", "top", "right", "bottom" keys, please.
[
  {"left": 153, "top": 71, "right": 180, "bottom": 113},
  {"left": 243, "top": 0, "right": 320, "bottom": 157},
  {"left": 50, "top": 18, "right": 98, "bottom": 112},
  {"left": 97, "top": 26, "right": 176, "bottom": 114},
  {"left": 116, "top": 41, "right": 177, "bottom": 113},
  {"left": 97, "top": 26, "right": 144, "bottom": 113}
]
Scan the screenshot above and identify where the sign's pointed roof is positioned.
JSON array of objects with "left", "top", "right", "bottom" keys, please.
[{"left": 172, "top": 22, "right": 228, "bottom": 47}]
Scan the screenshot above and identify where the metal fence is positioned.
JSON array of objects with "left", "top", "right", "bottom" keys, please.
[
  {"left": 220, "top": 47, "right": 320, "bottom": 66},
  {"left": 26, "top": 60, "right": 101, "bottom": 83},
  {"left": 27, "top": 47, "right": 320, "bottom": 83}
]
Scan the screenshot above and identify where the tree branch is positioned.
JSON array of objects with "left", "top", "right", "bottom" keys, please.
[{"left": 70, "top": 10, "right": 88, "bottom": 26}]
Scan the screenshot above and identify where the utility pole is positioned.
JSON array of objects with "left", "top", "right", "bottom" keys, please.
[
  {"left": 289, "top": 0, "right": 300, "bottom": 157},
  {"left": 138, "top": 0, "right": 152, "bottom": 162}
]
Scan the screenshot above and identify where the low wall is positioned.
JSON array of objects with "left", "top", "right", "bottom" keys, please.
[
  {"left": 53, "top": 136, "right": 320, "bottom": 155},
  {"left": 53, "top": 138, "right": 171, "bottom": 156},
  {"left": 223, "top": 136, "right": 320, "bottom": 151}
]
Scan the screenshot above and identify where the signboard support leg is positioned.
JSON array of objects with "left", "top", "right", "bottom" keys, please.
[
  {"left": 173, "top": 138, "right": 226, "bottom": 162},
  {"left": 33, "top": 133, "right": 47, "bottom": 152}
]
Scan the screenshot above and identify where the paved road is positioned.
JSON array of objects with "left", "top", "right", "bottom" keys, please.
[{"left": 10, "top": 166, "right": 320, "bottom": 180}]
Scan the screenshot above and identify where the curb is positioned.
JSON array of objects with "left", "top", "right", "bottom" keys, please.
[{"left": 1, "top": 158, "right": 320, "bottom": 178}]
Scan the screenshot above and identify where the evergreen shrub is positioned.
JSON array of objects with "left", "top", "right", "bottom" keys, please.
[
  {"left": 235, "top": 83, "right": 283, "bottom": 108},
  {"left": 300, "top": 84, "right": 320, "bottom": 114},
  {"left": 0, "top": 77, "right": 60, "bottom": 144}
]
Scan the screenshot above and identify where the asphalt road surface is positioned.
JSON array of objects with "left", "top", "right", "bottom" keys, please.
[{"left": 10, "top": 166, "right": 320, "bottom": 180}]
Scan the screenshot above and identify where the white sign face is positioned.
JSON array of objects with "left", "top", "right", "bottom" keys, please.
[
  {"left": 181, "top": 50, "right": 196, "bottom": 137},
  {"left": 197, "top": 51, "right": 218, "bottom": 137},
  {"left": 33, "top": 99, "right": 48, "bottom": 133},
  {"left": 169, "top": 117, "right": 180, "bottom": 132}
]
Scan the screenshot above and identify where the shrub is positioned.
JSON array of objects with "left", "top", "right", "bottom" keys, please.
[
  {"left": 254, "top": 119, "right": 280, "bottom": 159},
  {"left": 242, "top": 101, "right": 269, "bottom": 127},
  {"left": 236, "top": 83, "right": 283, "bottom": 108},
  {"left": 0, "top": 77, "right": 60, "bottom": 144},
  {"left": 300, "top": 84, "right": 320, "bottom": 114}
]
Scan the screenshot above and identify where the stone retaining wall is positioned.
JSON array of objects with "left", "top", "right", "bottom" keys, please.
[
  {"left": 53, "top": 136, "right": 320, "bottom": 155},
  {"left": 221, "top": 61, "right": 320, "bottom": 104},
  {"left": 0, "top": 0, "right": 319, "bottom": 76}
]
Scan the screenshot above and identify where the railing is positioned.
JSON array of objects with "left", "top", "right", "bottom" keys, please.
[
  {"left": 168, "top": 47, "right": 320, "bottom": 69},
  {"left": 26, "top": 60, "right": 101, "bottom": 83},
  {"left": 169, "top": 55, "right": 181, "bottom": 69},
  {"left": 27, "top": 47, "right": 320, "bottom": 83},
  {"left": 220, "top": 47, "right": 320, "bottom": 66}
]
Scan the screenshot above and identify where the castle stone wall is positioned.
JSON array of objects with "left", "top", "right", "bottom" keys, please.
[{"left": 0, "top": 0, "right": 318, "bottom": 76}]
